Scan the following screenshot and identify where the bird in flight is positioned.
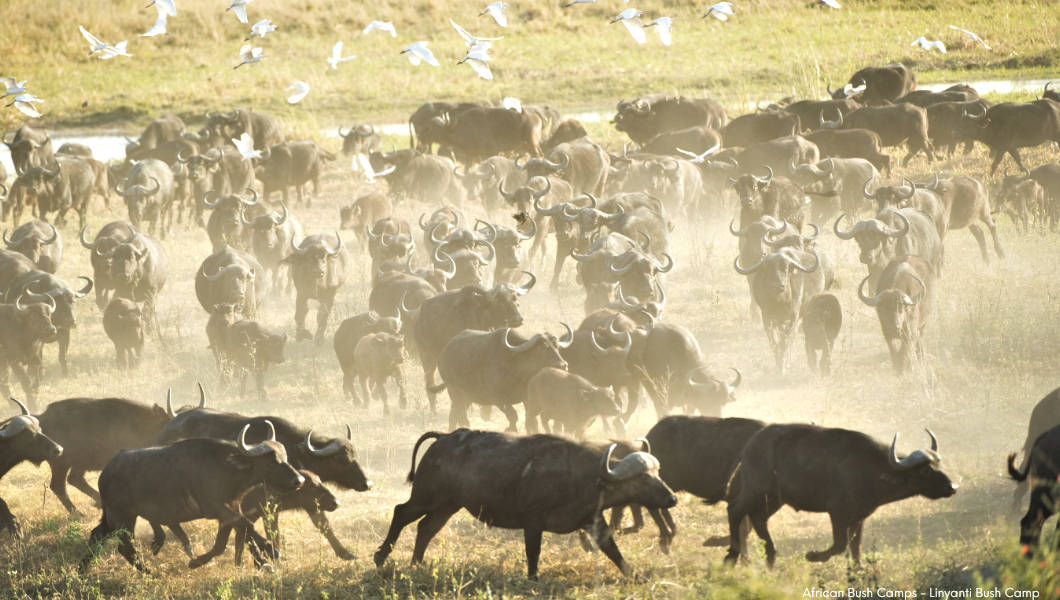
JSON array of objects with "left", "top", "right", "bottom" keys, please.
[
  {"left": 645, "top": 17, "right": 673, "bottom": 46},
  {"left": 401, "top": 42, "right": 440, "bottom": 67},
  {"left": 564, "top": 0, "right": 594, "bottom": 7},
  {"left": 364, "top": 21, "right": 396, "bottom": 37},
  {"left": 818, "top": 0, "right": 841, "bottom": 9},
  {"left": 677, "top": 144, "right": 721, "bottom": 163},
  {"left": 232, "top": 133, "right": 264, "bottom": 161},
  {"left": 458, "top": 48, "right": 494, "bottom": 80},
  {"left": 7, "top": 94, "right": 44, "bottom": 118},
  {"left": 146, "top": 0, "right": 176, "bottom": 17},
  {"left": 451, "top": 20, "right": 503, "bottom": 48},
  {"left": 246, "top": 19, "right": 276, "bottom": 41},
  {"left": 611, "top": 9, "right": 646, "bottom": 44},
  {"left": 1, "top": 78, "right": 28, "bottom": 99},
  {"left": 950, "top": 25, "right": 991, "bottom": 49},
  {"left": 328, "top": 41, "right": 356, "bottom": 69},
  {"left": 141, "top": 3, "right": 168, "bottom": 37},
  {"left": 234, "top": 44, "right": 264, "bottom": 69},
  {"left": 227, "top": 0, "right": 254, "bottom": 25},
  {"left": 703, "top": 2, "right": 734, "bottom": 21},
  {"left": 480, "top": 2, "right": 508, "bottom": 27},
  {"left": 357, "top": 154, "right": 395, "bottom": 183},
  {"left": 911, "top": 37, "right": 946, "bottom": 54},
  {"left": 287, "top": 81, "right": 309, "bottom": 104}
]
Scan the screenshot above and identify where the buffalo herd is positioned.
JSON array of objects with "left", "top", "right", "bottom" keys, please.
[{"left": 2, "top": 68, "right": 1060, "bottom": 583}]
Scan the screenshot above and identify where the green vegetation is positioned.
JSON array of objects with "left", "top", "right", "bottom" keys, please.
[{"left": 0, "top": 0, "right": 1057, "bottom": 131}]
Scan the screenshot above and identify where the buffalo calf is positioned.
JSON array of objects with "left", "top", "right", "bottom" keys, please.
[
  {"left": 228, "top": 320, "right": 287, "bottom": 400},
  {"left": 353, "top": 332, "right": 407, "bottom": 414},
  {"left": 102, "top": 298, "right": 144, "bottom": 369},
  {"left": 800, "top": 292, "right": 842, "bottom": 376},
  {"left": 525, "top": 368, "right": 620, "bottom": 438}
]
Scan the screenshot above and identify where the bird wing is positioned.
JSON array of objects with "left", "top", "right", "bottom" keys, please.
[
  {"left": 114, "top": 41, "right": 129, "bottom": 53},
  {"left": 287, "top": 83, "right": 309, "bottom": 104},
  {"left": 14, "top": 101, "right": 41, "bottom": 118},
  {"left": 714, "top": 3, "right": 735, "bottom": 14},
  {"left": 142, "top": 16, "right": 167, "bottom": 36},
  {"left": 620, "top": 18, "right": 646, "bottom": 44},
  {"left": 451, "top": 19, "right": 474, "bottom": 44},
  {"left": 822, "top": 0, "right": 841, "bottom": 8},
  {"left": 383, "top": 22, "right": 396, "bottom": 36},
  {"left": 231, "top": 4, "right": 248, "bottom": 24},
  {"left": 232, "top": 134, "right": 253, "bottom": 155},
  {"left": 650, "top": 19, "right": 672, "bottom": 45},
  {"left": 465, "top": 58, "right": 494, "bottom": 80},
  {"left": 239, "top": 44, "right": 254, "bottom": 60},
  {"left": 676, "top": 148, "right": 700, "bottom": 159},
  {"left": 490, "top": 6, "right": 508, "bottom": 27},
  {"left": 252, "top": 19, "right": 269, "bottom": 31},
  {"left": 0, "top": 77, "right": 15, "bottom": 90},
  {"left": 911, "top": 37, "right": 926, "bottom": 46},
  {"left": 415, "top": 44, "right": 439, "bottom": 66},
  {"left": 934, "top": 41, "right": 946, "bottom": 53},
  {"left": 503, "top": 97, "right": 522, "bottom": 112},
  {"left": 405, "top": 50, "right": 422, "bottom": 66},
  {"left": 80, "top": 26, "right": 103, "bottom": 49},
  {"left": 251, "top": 47, "right": 262, "bottom": 58},
  {"left": 332, "top": 41, "right": 344, "bottom": 61},
  {"left": 154, "top": 0, "right": 177, "bottom": 17},
  {"left": 376, "top": 165, "right": 395, "bottom": 177}
]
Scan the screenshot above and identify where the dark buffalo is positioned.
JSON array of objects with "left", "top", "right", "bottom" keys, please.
[
  {"left": 3, "top": 220, "right": 61, "bottom": 273},
  {"left": 36, "top": 390, "right": 201, "bottom": 513},
  {"left": 286, "top": 233, "right": 349, "bottom": 342},
  {"left": 1010, "top": 387, "right": 1060, "bottom": 513},
  {"left": 857, "top": 254, "right": 937, "bottom": 374},
  {"left": 1009, "top": 424, "right": 1060, "bottom": 555},
  {"left": 801, "top": 292, "right": 842, "bottom": 377},
  {"left": 103, "top": 298, "right": 144, "bottom": 370},
  {"left": 719, "top": 112, "right": 800, "bottom": 148},
  {"left": 79, "top": 424, "right": 303, "bottom": 573},
  {"left": 196, "top": 245, "right": 266, "bottom": 319},
  {"left": 803, "top": 126, "right": 891, "bottom": 176},
  {"left": 780, "top": 98, "right": 861, "bottom": 132},
  {"left": 78, "top": 221, "right": 138, "bottom": 310},
  {"left": 227, "top": 320, "right": 287, "bottom": 400},
  {"left": 374, "top": 429, "right": 677, "bottom": 579},
  {"left": 724, "top": 425, "right": 955, "bottom": 566},
  {"left": 339, "top": 124, "right": 382, "bottom": 156},
  {"left": 730, "top": 168, "right": 809, "bottom": 232},
  {"left": 0, "top": 249, "right": 36, "bottom": 296},
  {"left": 894, "top": 85, "right": 979, "bottom": 109},
  {"left": 866, "top": 178, "right": 947, "bottom": 241},
  {"left": 915, "top": 175, "right": 1003, "bottom": 263},
  {"left": 340, "top": 192, "right": 390, "bottom": 247},
  {"left": 203, "top": 188, "right": 265, "bottom": 251},
  {"left": 17, "top": 157, "right": 95, "bottom": 229},
  {"left": 833, "top": 104, "right": 934, "bottom": 167},
  {"left": 834, "top": 207, "right": 940, "bottom": 293},
  {"left": 1001, "top": 164, "right": 1060, "bottom": 231},
  {"left": 637, "top": 126, "right": 722, "bottom": 158},
  {"left": 614, "top": 94, "right": 728, "bottom": 145},
  {"left": 366, "top": 216, "right": 414, "bottom": 275},
  {"left": 407, "top": 101, "right": 483, "bottom": 152},
  {"left": 925, "top": 99, "right": 995, "bottom": 158},
  {"left": 408, "top": 276, "right": 534, "bottom": 413},
  {"left": 788, "top": 156, "right": 880, "bottom": 223},
  {"left": 334, "top": 311, "right": 402, "bottom": 403},
  {"left": 955, "top": 100, "right": 1060, "bottom": 175},
  {"left": 525, "top": 368, "right": 621, "bottom": 439},
  {"left": 204, "top": 108, "right": 285, "bottom": 150},
  {"left": 245, "top": 202, "right": 302, "bottom": 293},
  {"left": 177, "top": 146, "right": 256, "bottom": 227},
  {"left": 367, "top": 149, "right": 466, "bottom": 205},
  {"left": 999, "top": 167, "right": 1049, "bottom": 232},
  {"left": 116, "top": 158, "right": 177, "bottom": 238},
  {"left": 369, "top": 271, "right": 437, "bottom": 320},
  {"left": 0, "top": 398, "right": 63, "bottom": 540},
  {"left": 3, "top": 126, "right": 54, "bottom": 175},
  {"left": 829, "top": 64, "right": 917, "bottom": 105},
  {"left": 455, "top": 156, "right": 524, "bottom": 210},
  {"left": 517, "top": 137, "right": 609, "bottom": 197},
  {"left": 255, "top": 140, "right": 336, "bottom": 207},
  {"left": 6, "top": 271, "right": 92, "bottom": 376},
  {"left": 125, "top": 114, "right": 186, "bottom": 157},
  {"left": 432, "top": 106, "right": 545, "bottom": 164},
  {"left": 433, "top": 326, "right": 572, "bottom": 431},
  {"left": 0, "top": 293, "right": 57, "bottom": 411},
  {"left": 351, "top": 332, "right": 406, "bottom": 414}
]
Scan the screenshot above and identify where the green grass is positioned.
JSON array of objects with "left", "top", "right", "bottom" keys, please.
[{"left": 0, "top": 0, "right": 1058, "bottom": 132}]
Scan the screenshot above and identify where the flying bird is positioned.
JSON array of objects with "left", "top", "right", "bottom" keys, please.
[
  {"left": 327, "top": 41, "right": 356, "bottom": 69},
  {"left": 100, "top": 41, "right": 133, "bottom": 59},
  {"left": 232, "top": 133, "right": 264, "bottom": 161},
  {"left": 611, "top": 9, "right": 646, "bottom": 44},
  {"left": 451, "top": 19, "right": 503, "bottom": 48},
  {"left": 364, "top": 21, "right": 396, "bottom": 37},
  {"left": 677, "top": 144, "right": 720, "bottom": 163},
  {"left": 7, "top": 94, "right": 44, "bottom": 118},
  {"left": 645, "top": 17, "right": 673, "bottom": 45},
  {"left": 234, "top": 44, "right": 264, "bottom": 69},
  {"left": 80, "top": 26, "right": 109, "bottom": 55},
  {"left": 227, "top": 0, "right": 253, "bottom": 25},
  {"left": 840, "top": 83, "right": 866, "bottom": 98},
  {"left": 911, "top": 37, "right": 946, "bottom": 54},
  {"left": 479, "top": 2, "right": 508, "bottom": 27},
  {"left": 950, "top": 25, "right": 991, "bottom": 49},
  {"left": 458, "top": 49, "right": 494, "bottom": 80},
  {"left": 286, "top": 81, "right": 309, "bottom": 104},
  {"left": 401, "top": 42, "right": 440, "bottom": 67},
  {"left": 564, "top": 0, "right": 594, "bottom": 7},
  {"left": 1, "top": 78, "right": 28, "bottom": 99},
  {"left": 703, "top": 2, "right": 734, "bottom": 20},
  {"left": 818, "top": 0, "right": 841, "bottom": 9},
  {"left": 246, "top": 19, "right": 276, "bottom": 41},
  {"left": 503, "top": 97, "right": 522, "bottom": 112},
  {"left": 146, "top": 0, "right": 176, "bottom": 17},
  {"left": 141, "top": 4, "right": 168, "bottom": 37},
  {"left": 357, "top": 154, "right": 395, "bottom": 183}
]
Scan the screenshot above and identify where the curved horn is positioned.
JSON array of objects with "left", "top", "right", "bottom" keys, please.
[
  {"left": 803, "top": 223, "right": 820, "bottom": 243},
  {"left": 789, "top": 250, "right": 819, "bottom": 273},
  {"left": 204, "top": 148, "right": 223, "bottom": 163},
  {"left": 304, "top": 429, "right": 344, "bottom": 457},
  {"left": 325, "top": 232, "right": 344, "bottom": 256},
  {"left": 885, "top": 212, "right": 910, "bottom": 238},
  {"left": 600, "top": 443, "right": 618, "bottom": 481},
  {"left": 788, "top": 154, "right": 799, "bottom": 175},
  {"left": 274, "top": 202, "right": 288, "bottom": 226},
  {"left": 517, "top": 216, "right": 537, "bottom": 241},
  {"left": 833, "top": 213, "right": 856, "bottom": 240},
  {"left": 241, "top": 187, "right": 259, "bottom": 205},
  {"left": 202, "top": 190, "right": 221, "bottom": 208},
  {"left": 557, "top": 323, "right": 574, "bottom": 349},
  {"left": 514, "top": 154, "right": 529, "bottom": 171},
  {"left": 858, "top": 275, "right": 882, "bottom": 307},
  {"left": 898, "top": 179, "right": 915, "bottom": 199},
  {"left": 475, "top": 219, "right": 497, "bottom": 244},
  {"left": 530, "top": 177, "right": 552, "bottom": 200},
  {"left": 40, "top": 223, "right": 58, "bottom": 246},
  {"left": 888, "top": 432, "right": 939, "bottom": 470},
  {"left": 238, "top": 423, "right": 274, "bottom": 457},
  {"left": 9, "top": 397, "right": 30, "bottom": 417},
  {"left": 290, "top": 236, "right": 309, "bottom": 255},
  {"left": 239, "top": 204, "right": 255, "bottom": 228},
  {"left": 399, "top": 291, "right": 421, "bottom": 320},
  {"left": 653, "top": 253, "right": 674, "bottom": 274},
  {"left": 733, "top": 254, "right": 765, "bottom": 275},
  {"left": 904, "top": 275, "right": 926, "bottom": 306},
  {"left": 338, "top": 126, "right": 351, "bottom": 139},
  {"left": 729, "top": 219, "right": 751, "bottom": 237},
  {"left": 546, "top": 152, "right": 569, "bottom": 171},
  {"left": 757, "top": 166, "right": 773, "bottom": 184},
  {"left": 515, "top": 271, "right": 536, "bottom": 295},
  {"left": 79, "top": 225, "right": 98, "bottom": 250},
  {"left": 72, "top": 276, "right": 93, "bottom": 298},
  {"left": 502, "top": 328, "right": 539, "bottom": 353},
  {"left": 202, "top": 265, "right": 227, "bottom": 281},
  {"left": 498, "top": 181, "right": 516, "bottom": 200},
  {"left": 1, "top": 229, "right": 14, "bottom": 247}
]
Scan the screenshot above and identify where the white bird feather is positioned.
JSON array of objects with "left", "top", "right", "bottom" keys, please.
[
  {"left": 246, "top": 19, "right": 276, "bottom": 41},
  {"left": 232, "top": 133, "right": 263, "bottom": 161},
  {"left": 227, "top": 0, "right": 253, "bottom": 25},
  {"left": 1, "top": 78, "right": 28, "bottom": 99},
  {"left": 146, "top": 0, "right": 176, "bottom": 18},
  {"left": 287, "top": 81, "right": 310, "bottom": 104},
  {"left": 645, "top": 17, "right": 673, "bottom": 46},
  {"left": 911, "top": 37, "right": 946, "bottom": 54},
  {"left": 328, "top": 41, "right": 356, "bottom": 69},
  {"left": 703, "top": 2, "right": 734, "bottom": 21},
  {"left": 364, "top": 21, "right": 396, "bottom": 37},
  {"left": 401, "top": 42, "right": 439, "bottom": 67},
  {"left": 479, "top": 2, "right": 508, "bottom": 27},
  {"left": 950, "top": 25, "right": 991, "bottom": 49},
  {"left": 234, "top": 44, "right": 264, "bottom": 69},
  {"left": 7, "top": 94, "right": 44, "bottom": 118},
  {"left": 357, "top": 154, "right": 395, "bottom": 183}
]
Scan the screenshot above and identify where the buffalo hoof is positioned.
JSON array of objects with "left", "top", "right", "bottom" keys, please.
[
  {"left": 723, "top": 551, "right": 740, "bottom": 566},
  {"left": 188, "top": 557, "right": 210, "bottom": 569},
  {"left": 805, "top": 550, "right": 832, "bottom": 562},
  {"left": 702, "top": 535, "right": 730, "bottom": 547},
  {"left": 577, "top": 530, "right": 595, "bottom": 552},
  {"left": 296, "top": 329, "right": 313, "bottom": 342},
  {"left": 373, "top": 549, "right": 388, "bottom": 568},
  {"left": 336, "top": 549, "right": 357, "bottom": 561}
]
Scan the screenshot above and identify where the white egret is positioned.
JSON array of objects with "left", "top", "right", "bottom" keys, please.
[
  {"left": 676, "top": 143, "right": 720, "bottom": 163},
  {"left": 911, "top": 37, "right": 946, "bottom": 54},
  {"left": 364, "top": 21, "right": 396, "bottom": 37},
  {"left": 100, "top": 41, "right": 133, "bottom": 59},
  {"left": 818, "top": 0, "right": 841, "bottom": 9},
  {"left": 234, "top": 44, "right": 264, "bottom": 69},
  {"left": 564, "top": 0, "right": 594, "bottom": 7},
  {"left": 950, "top": 25, "right": 991, "bottom": 49},
  {"left": 401, "top": 42, "right": 440, "bottom": 67},
  {"left": 841, "top": 83, "right": 866, "bottom": 98},
  {"left": 146, "top": 0, "right": 176, "bottom": 17},
  {"left": 611, "top": 9, "right": 646, "bottom": 44},
  {"left": 503, "top": 97, "right": 522, "bottom": 112},
  {"left": 7, "top": 94, "right": 44, "bottom": 118},
  {"left": 227, "top": 0, "right": 253, "bottom": 25},
  {"left": 246, "top": 19, "right": 276, "bottom": 41},
  {"left": 645, "top": 17, "right": 673, "bottom": 45},
  {"left": 232, "top": 133, "right": 263, "bottom": 161},
  {"left": 703, "top": 2, "right": 734, "bottom": 21},
  {"left": 451, "top": 19, "right": 503, "bottom": 48},
  {"left": 458, "top": 49, "right": 494, "bottom": 80},
  {"left": 141, "top": 13, "right": 167, "bottom": 37},
  {"left": 1, "top": 78, "right": 28, "bottom": 99},
  {"left": 328, "top": 41, "right": 356, "bottom": 69},
  {"left": 479, "top": 2, "right": 508, "bottom": 27},
  {"left": 80, "top": 26, "right": 109, "bottom": 55},
  {"left": 357, "top": 154, "right": 395, "bottom": 183},
  {"left": 287, "top": 81, "right": 309, "bottom": 104}
]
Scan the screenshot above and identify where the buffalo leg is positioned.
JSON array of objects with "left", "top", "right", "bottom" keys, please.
[
  {"left": 551, "top": 240, "right": 572, "bottom": 291},
  {"left": 149, "top": 522, "right": 166, "bottom": 555},
  {"left": 646, "top": 507, "right": 674, "bottom": 554},
  {"left": 67, "top": 468, "right": 102, "bottom": 507},
  {"left": 189, "top": 524, "right": 233, "bottom": 569},
  {"left": 167, "top": 523, "right": 194, "bottom": 557},
  {"left": 116, "top": 522, "right": 148, "bottom": 573},
  {"left": 411, "top": 507, "right": 459, "bottom": 565},
  {"left": 748, "top": 502, "right": 779, "bottom": 568},
  {"left": 358, "top": 374, "right": 371, "bottom": 411},
  {"left": 294, "top": 292, "right": 312, "bottom": 341},
  {"left": 498, "top": 404, "right": 519, "bottom": 432},
  {"left": 255, "top": 368, "right": 267, "bottom": 401},
  {"left": 79, "top": 514, "right": 116, "bottom": 573},
  {"left": 95, "top": 286, "right": 109, "bottom": 311},
  {"left": 805, "top": 337, "right": 818, "bottom": 374},
  {"left": 374, "top": 501, "right": 430, "bottom": 567},
  {"left": 423, "top": 362, "right": 440, "bottom": 414},
  {"left": 57, "top": 327, "right": 70, "bottom": 376},
  {"left": 115, "top": 344, "right": 127, "bottom": 370},
  {"left": 983, "top": 214, "right": 1006, "bottom": 259},
  {"left": 594, "top": 520, "right": 632, "bottom": 577},
  {"left": 315, "top": 293, "right": 336, "bottom": 343},
  {"left": 11, "top": 363, "right": 38, "bottom": 411},
  {"left": 967, "top": 224, "right": 990, "bottom": 264},
  {"left": 0, "top": 497, "right": 22, "bottom": 542},
  {"left": 373, "top": 377, "right": 390, "bottom": 416},
  {"left": 49, "top": 464, "right": 79, "bottom": 513},
  {"left": 821, "top": 340, "right": 833, "bottom": 377},
  {"left": 1020, "top": 486, "right": 1055, "bottom": 550},
  {"left": 848, "top": 520, "right": 865, "bottom": 563},
  {"left": 524, "top": 524, "right": 545, "bottom": 580},
  {"left": 307, "top": 508, "right": 356, "bottom": 560},
  {"left": 805, "top": 513, "right": 853, "bottom": 563}
]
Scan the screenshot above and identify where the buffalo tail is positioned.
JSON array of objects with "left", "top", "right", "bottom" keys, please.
[
  {"left": 407, "top": 431, "right": 444, "bottom": 484},
  {"left": 1008, "top": 452, "right": 1031, "bottom": 482}
]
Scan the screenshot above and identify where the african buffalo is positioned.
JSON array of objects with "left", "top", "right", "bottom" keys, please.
[
  {"left": 6, "top": 271, "right": 92, "bottom": 377},
  {"left": 245, "top": 201, "right": 302, "bottom": 293},
  {"left": 286, "top": 232, "right": 349, "bottom": 342},
  {"left": 103, "top": 298, "right": 144, "bottom": 370},
  {"left": 829, "top": 64, "right": 917, "bottom": 105},
  {"left": 255, "top": 140, "right": 336, "bottom": 207},
  {"left": 834, "top": 207, "right": 941, "bottom": 293},
  {"left": 0, "top": 398, "right": 63, "bottom": 540},
  {"left": 857, "top": 254, "right": 937, "bottom": 374},
  {"left": 196, "top": 245, "right": 265, "bottom": 319},
  {"left": 3, "top": 220, "right": 61, "bottom": 273},
  {"left": 954, "top": 100, "right": 1060, "bottom": 174}
]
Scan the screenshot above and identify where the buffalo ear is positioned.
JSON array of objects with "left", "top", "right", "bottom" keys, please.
[
  {"left": 226, "top": 454, "right": 253, "bottom": 470},
  {"left": 152, "top": 405, "right": 168, "bottom": 419},
  {"left": 878, "top": 471, "right": 905, "bottom": 486}
]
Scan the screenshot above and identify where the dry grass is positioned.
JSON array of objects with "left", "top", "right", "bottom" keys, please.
[
  {"left": 0, "top": 0, "right": 1058, "bottom": 130},
  {"left": 0, "top": 112, "right": 1059, "bottom": 597}
]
